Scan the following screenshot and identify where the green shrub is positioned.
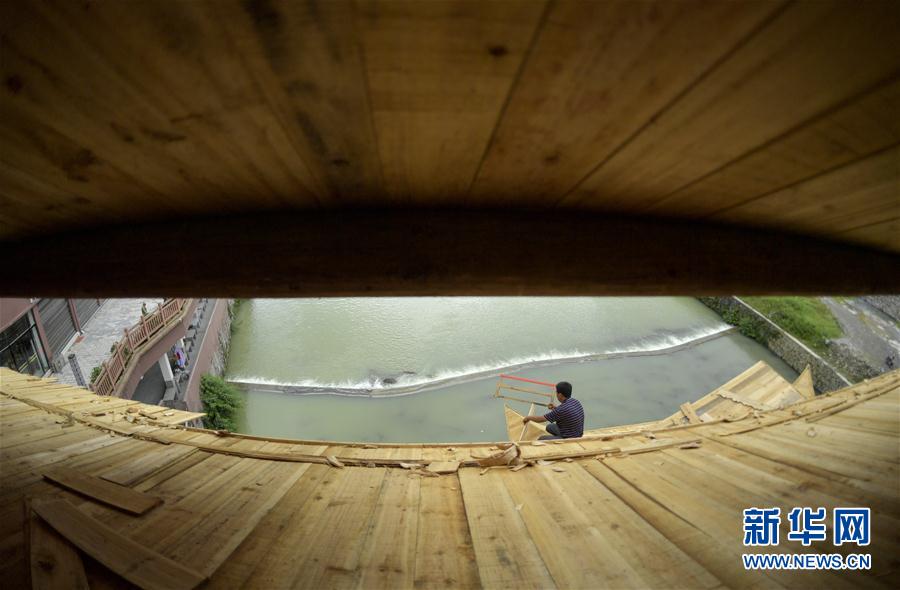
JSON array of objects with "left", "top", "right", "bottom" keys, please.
[
  {"left": 199, "top": 374, "right": 243, "bottom": 431},
  {"left": 741, "top": 296, "right": 843, "bottom": 354},
  {"left": 89, "top": 366, "right": 102, "bottom": 384}
]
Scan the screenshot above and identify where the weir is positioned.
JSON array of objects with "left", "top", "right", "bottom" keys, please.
[{"left": 227, "top": 324, "right": 736, "bottom": 397}]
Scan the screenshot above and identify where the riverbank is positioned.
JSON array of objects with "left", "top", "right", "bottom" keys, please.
[{"left": 700, "top": 296, "right": 900, "bottom": 392}]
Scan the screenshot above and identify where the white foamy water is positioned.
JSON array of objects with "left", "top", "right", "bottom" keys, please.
[
  {"left": 225, "top": 297, "right": 797, "bottom": 442},
  {"left": 229, "top": 323, "right": 734, "bottom": 396}
]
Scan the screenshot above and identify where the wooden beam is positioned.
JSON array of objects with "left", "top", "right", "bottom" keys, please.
[
  {"left": 31, "top": 499, "right": 207, "bottom": 590},
  {"left": 679, "top": 402, "right": 701, "bottom": 425},
  {"left": 1, "top": 211, "right": 898, "bottom": 296},
  {"left": 26, "top": 499, "right": 89, "bottom": 590},
  {"left": 43, "top": 467, "right": 162, "bottom": 515}
]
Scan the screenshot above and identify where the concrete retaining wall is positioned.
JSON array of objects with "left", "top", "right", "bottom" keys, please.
[
  {"left": 698, "top": 297, "right": 850, "bottom": 393},
  {"left": 183, "top": 299, "right": 232, "bottom": 412}
]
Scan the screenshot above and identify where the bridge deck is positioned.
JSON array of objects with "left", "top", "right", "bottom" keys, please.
[{"left": 1, "top": 366, "right": 898, "bottom": 588}]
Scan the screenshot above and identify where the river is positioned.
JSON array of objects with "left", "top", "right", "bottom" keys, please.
[{"left": 225, "top": 297, "right": 796, "bottom": 442}]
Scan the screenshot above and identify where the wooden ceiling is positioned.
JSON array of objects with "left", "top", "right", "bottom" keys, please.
[{"left": 1, "top": 0, "right": 898, "bottom": 294}]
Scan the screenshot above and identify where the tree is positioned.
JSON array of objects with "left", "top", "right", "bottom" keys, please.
[{"left": 199, "top": 374, "right": 243, "bottom": 431}]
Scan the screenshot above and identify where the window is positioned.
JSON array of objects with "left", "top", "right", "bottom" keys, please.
[{"left": 0, "top": 311, "right": 49, "bottom": 376}]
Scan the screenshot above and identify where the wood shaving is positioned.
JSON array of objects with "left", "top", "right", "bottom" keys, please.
[
  {"left": 806, "top": 428, "right": 817, "bottom": 438},
  {"left": 536, "top": 459, "right": 555, "bottom": 466},
  {"left": 363, "top": 444, "right": 377, "bottom": 449},
  {"left": 678, "top": 442, "right": 702, "bottom": 449},
  {"left": 162, "top": 411, "right": 175, "bottom": 417},
  {"left": 509, "top": 463, "right": 528, "bottom": 472},
  {"left": 479, "top": 468, "right": 490, "bottom": 476},
  {"left": 531, "top": 441, "right": 547, "bottom": 446},
  {"left": 399, "top": 462, "right": 420, "bottom": 469},
  {"left": 552, "top": 467, "right": 566, "bottom": 473},
  {"left": 641, "top": 431, "right": 656, "bottom": 439},
  {"left": 366, "top": 462, "right": 376, "bottom": 468},
  {"left": 515, "top": 504, "right": 524, "bottom": 511},
  {"left": 563, "top": 458, "right": 573, "bottom": 463},
  {"left": 326, "top": 455, "right": 345, "bottom": 468},
  {"left": 126, "top": 406, "right": 138, "bottom": 413}
]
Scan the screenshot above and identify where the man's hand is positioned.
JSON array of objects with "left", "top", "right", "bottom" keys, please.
[
  {"left": 547, "top": 403, "right": 555, "bottom": 409},
  {"left": 522, "top": 416, "right": 532, "bottom": 424}
]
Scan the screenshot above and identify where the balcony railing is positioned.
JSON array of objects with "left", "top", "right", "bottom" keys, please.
[{"left": 90, "top": 298, "right": 191, "bottom": 397}]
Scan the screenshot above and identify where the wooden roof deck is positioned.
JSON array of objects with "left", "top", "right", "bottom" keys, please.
[
  {"left": 2, "top": 1, "right": 899, "bottom": 297},
  {"left": 1, "top": 365, "right": 898, "bottom": 588}
]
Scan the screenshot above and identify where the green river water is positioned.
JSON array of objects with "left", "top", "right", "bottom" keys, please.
[{"left": 225, "top": 297, "right": 796, "bottom": 443}]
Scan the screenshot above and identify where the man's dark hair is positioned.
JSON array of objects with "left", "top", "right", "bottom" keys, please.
[{"left": 556, "top": 381, "right": 572, "bottom": 398}]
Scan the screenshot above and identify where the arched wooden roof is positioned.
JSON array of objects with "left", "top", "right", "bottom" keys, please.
[
  {"left": 2, "top": 366, "right": 898, "bottom": 587},
  {"left": 1, "top": 0, "right": 898, "bottom": 295}
]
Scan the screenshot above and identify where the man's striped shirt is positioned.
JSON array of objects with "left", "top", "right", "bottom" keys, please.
[{"left": 543, "top": 397, "right": 585, "bottom": 438}]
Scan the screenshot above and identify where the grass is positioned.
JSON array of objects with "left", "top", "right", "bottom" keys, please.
[{"left": 741, "top": 296, "right": 843, "bottom": 354}]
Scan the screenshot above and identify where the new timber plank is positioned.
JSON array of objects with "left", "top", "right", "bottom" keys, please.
[
  {"left": 356, "top": 467, "right": 421, "bottom": 588},
  {"left": 470, "top": 0, "right": 781, "bottom": 204},
  {"left": 206, "top": 464, "right": 330, "bottom": 589},
  {"left": 599, "top": 455, "right": 861, "bottom": 589},
  {"left": 458, "top": 468, "right": 556, "bottom": 589},
  {"left": 99, "top": 445, "right": 200, "bottom": 487},
  {"left": 26, "top": 500, "right": 89, "bottom": 590},
  {"left": 31, "top": 499, "right": 206, "bottom": 590},
  {"left": 516, "top": 462, "right": 721, "bottom": 588},
  {"left": 153, "top": 460, "right": 309, "bottom": 578},
  {"left": 414, "top": 474, "right": 481, "bottom": 589},
  {"left": 566, "top": 0, "right": 900, "bottom": 211},
  {"left": 649, "top": 77, "right": 900, "bottom": 218},
  {"left": 715, "top": 144, "right": 900, "bottom": 237},
  {"left": 43, "top": 466, "right": 162, "bottom": 515},
  {"left": 581, "top": 461, "right": 783, "bottom": 590},
  {"left": 361, "top": 0, "right": 544, "bottom": 202},
  {"left": 240, "top": 466, "right": 387, "bottom": 589}
]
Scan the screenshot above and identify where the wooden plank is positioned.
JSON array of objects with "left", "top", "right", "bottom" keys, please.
[
  {"left": 566, "top": 1, "right": 900, "bottom": 212},
  {"left": 213, "top": 0, "right": 381, "bottom": 200},
  {"left": 357, "top": 468, "right": 421, "bottom": 588},
  {"left": 680, "top": 402, "right": 701, "bottom": 424},
  {"left": 43, "top": 467, "right": 161, "bottom": 515},
  {"left": 240, "top": 467, "right": 387, "bottom": 588},
  {"left": 426, "top": 461, "right": 460, "bottom": 474},
  {"left": 457, "top": 468, "right": 556, "bottom": 589},
  {"left": 100, "top": 445, "right": 199, "bottom": 487},
  {"left": 362, "top": 0, "right": 545, "bottom": 202},
  {"left": 471, "top": 0, "right": 781, "bottom": 204},
  {"left": 206, "top": 464, "right": 330, "bottom": 589},
  {"left": 148, "top": 461, "right": 310, "bottom": 578},
  {"left": 650, "top": 77, "right": 900, "bottom": 218},
  {"left": 581, "top": 461, "right": 784, "bottom": 590},
  {"left": 26, "top": 500, "right": 89, "bottom": 590},
  {"left": 505, "top": 404, "right": 525, "bottom": 441},
  {"left": 716, "top": 144, "right": 900, "bottom": 238},
  {"left": 502, "top": 463, "right": 721, "bottom": 588},
  {"left": 413, "top": 474, "right": 481, "bottom": 589},
  {"left": 31, "top": 498, "right": 206, "bottom": 590}
]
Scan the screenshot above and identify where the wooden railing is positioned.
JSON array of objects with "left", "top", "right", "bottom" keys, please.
[{"left": 90, "top": 298, "right": 191, "bottom": 397}]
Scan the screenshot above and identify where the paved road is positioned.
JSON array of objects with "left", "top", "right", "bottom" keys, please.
[{"left": 822, "top": 297, "right": 900, "bottom": 371}]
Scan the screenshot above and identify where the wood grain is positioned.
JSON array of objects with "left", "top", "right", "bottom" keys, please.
[
  {"left": 43, "top": 466, "right": 162, "bottom": 515},
  {"left": 31, "top": 498, "right": 206, "bottom": 590}
]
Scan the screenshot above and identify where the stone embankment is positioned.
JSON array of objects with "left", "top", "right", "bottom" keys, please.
[{"left": 698, "top": 297, "right": 850, "bottom": 393}]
